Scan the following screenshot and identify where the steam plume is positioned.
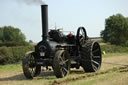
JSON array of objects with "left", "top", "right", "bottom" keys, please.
[{"left": 18, "top": 0, "right": 46, "bottom": 5}]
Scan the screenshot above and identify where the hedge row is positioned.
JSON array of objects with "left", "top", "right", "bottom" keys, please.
[
  {"left": 0, "top": 46, "right": 34, "bottom": 64},
  {"left": 0, "top": 41, "right": 29, "bottom": 47},
  {"left": 0, "top": 44, "right": 128, "bottom": 64},
  {"left": 100, "top": 44, "right": 128, "bottom": 53}
]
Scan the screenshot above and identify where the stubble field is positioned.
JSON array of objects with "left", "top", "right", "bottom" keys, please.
[{"left": 0, "top": 53, "right": 128, "bottom": 85}]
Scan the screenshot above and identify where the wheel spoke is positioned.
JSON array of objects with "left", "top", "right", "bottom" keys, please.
[
  {"left": 81, "top": 29, "right": 85, "bottom": 36},
  {"left": 79, "top": 29, "right": 86, "bottom": 46},
  {"left": 58, "top": 56, "right": 65, "bottom": 65},
  {"left": 60, "top": 67, "right": 64, "bottom": 77},
  {"left": 80, "top": 39, "right": 86, "bottom": 45},
  {"left": 80, "top": 38, "right": 84, "bottom": 43},
  {"left": 64, "top": 59, "right": 69, "bottom": 63},
  {"left": 62, "top": 52, "right": 65, "bottom": 58},
  {"left": 63, "top": 67, "right": 68, "bottom": 73},
  {"left": 29, "top": 67, "right": 35, "bottom": 77},
  {"left": 91, "top": 60, "right": 100, "bottom": 71},
  {"left": 61, "top": 67, "right": 68, "bottom": 77},
  {"left": 29, "top": 54, "right": 36, "bottom": 77},
  {"left": 80, "top": 36, "right": 85, "bottom": 41},
  {"left": 93, "top": 56, "right": 101, "bottom": 58},
  {"left": 58, "top": 52, "right": 69, "bottom": 65},
  {"left": 80, "top": 37, "right": 83, "bottom": 41},
  {"left": 92, "top": 64, "right": 98, "bottom": 71},
  {"left": 59, "top": 56, "right": 63, "bottom": 62},
  {"left": 92, "top": 48, "right": 99, "bottom": 54},
  {"left": 59, "top": 58, "right": 69, "bottom": 65},
  {"left": 91, "top": 60, "right": 100, "bottom": 66},
  {"left": 31, "top": 68, "right": 34, "bottom": 76}
]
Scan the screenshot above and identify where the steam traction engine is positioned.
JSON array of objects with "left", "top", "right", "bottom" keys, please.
[{"left": 22, "top": 5, "right": 102, "bottom": 79}]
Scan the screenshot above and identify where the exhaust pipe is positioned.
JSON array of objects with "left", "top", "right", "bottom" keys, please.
[{"left": 41, "top": 5, "right": 48, "bottom": 41}]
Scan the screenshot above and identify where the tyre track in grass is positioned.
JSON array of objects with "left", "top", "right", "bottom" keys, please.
[{"left": 51, "top": 65, "right": 128, "bottom": 85}]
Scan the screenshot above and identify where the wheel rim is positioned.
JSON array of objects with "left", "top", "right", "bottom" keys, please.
[
  {"left": 53, "top": 50, "right": 70, "bottom": 78},
  {"left": 91, "top": 42, "right": 102, "bottom": 71},
  {"left": 58, "top": 51, "right": 70, "bottom": 77},
  {"left": 28, "top": 54, "right": 36, "bottom": 77},
  {"left": 77, "top": 27, "right": 87, "bottom": 46}
]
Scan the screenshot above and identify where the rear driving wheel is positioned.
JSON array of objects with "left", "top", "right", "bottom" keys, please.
[
  {"left": 81, "top": 40, "right": 102, "bottom": 72},
  {"left": 53, "top": 50, "right": 70, "bottom": 78},
  {"left": 22, "top": 51, "right": 41, "bottom": 79}
]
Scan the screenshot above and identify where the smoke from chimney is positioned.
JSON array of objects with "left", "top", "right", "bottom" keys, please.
[{"left": 18, "top": 0, "right": 46, "bottom": 5}]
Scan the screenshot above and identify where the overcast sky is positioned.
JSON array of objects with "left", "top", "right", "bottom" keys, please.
[{"left": 0, "top": 0, "right": 128, "bottom": 42}]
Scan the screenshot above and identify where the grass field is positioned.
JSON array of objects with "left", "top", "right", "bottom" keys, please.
[
  {"left": 0, "top": 53, "right": 128, "bottom": 85},
  {"left": 102, "top": 52, "right": 128, "bottom": 57}
]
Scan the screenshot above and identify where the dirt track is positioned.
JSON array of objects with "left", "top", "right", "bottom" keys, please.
[
  {"left": 51, "top": 56, "right": 128, "bottom": 85},
  {"left": 51, "top": 66, "right": 128, "bottom": 85},
  {"left": 0, "top": 55, "right": 128, "bottom": 85}
]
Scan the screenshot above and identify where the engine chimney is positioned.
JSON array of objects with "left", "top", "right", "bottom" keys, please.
[{"left": 41, "top": 5, "right": 48, "bottom": 41}]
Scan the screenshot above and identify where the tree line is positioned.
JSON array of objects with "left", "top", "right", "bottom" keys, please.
[
  {"left": 101, "top": 14, "right": 128, "bottom": 46},
  {"left": 0, "top": 26, "right": 29, "bottom": 46}
]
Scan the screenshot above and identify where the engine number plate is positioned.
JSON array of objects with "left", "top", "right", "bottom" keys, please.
[{"left": 40, "top": 52, "right": 45, "bottom": 56}]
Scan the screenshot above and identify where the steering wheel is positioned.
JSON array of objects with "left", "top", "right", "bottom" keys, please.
[{"left": 76, "top": 27, "right": 88, "bottom": 46}]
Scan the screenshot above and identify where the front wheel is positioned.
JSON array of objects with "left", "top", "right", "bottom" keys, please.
[
  {"left": 53, "top": 50, "right": 70, "bottom": 78},
  {"left": 22, "top": 51, "right": 41, "bottom": 79}
]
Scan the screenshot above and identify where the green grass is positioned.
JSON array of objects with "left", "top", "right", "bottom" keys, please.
[
  {"left": 0, "top": 63, "right": 21, "bottom": 72},
  {"left": 100, "top": 43, "right": 128, "bottom": 53},
  {"left": 0, "top": 52, "right": 128, "bottom": 85},
  {"left": 102, "top": 52, "right": 128, "bottom": 57},
  {"left": 67, "top": 69, "right": 128, "bottom": 85}
]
